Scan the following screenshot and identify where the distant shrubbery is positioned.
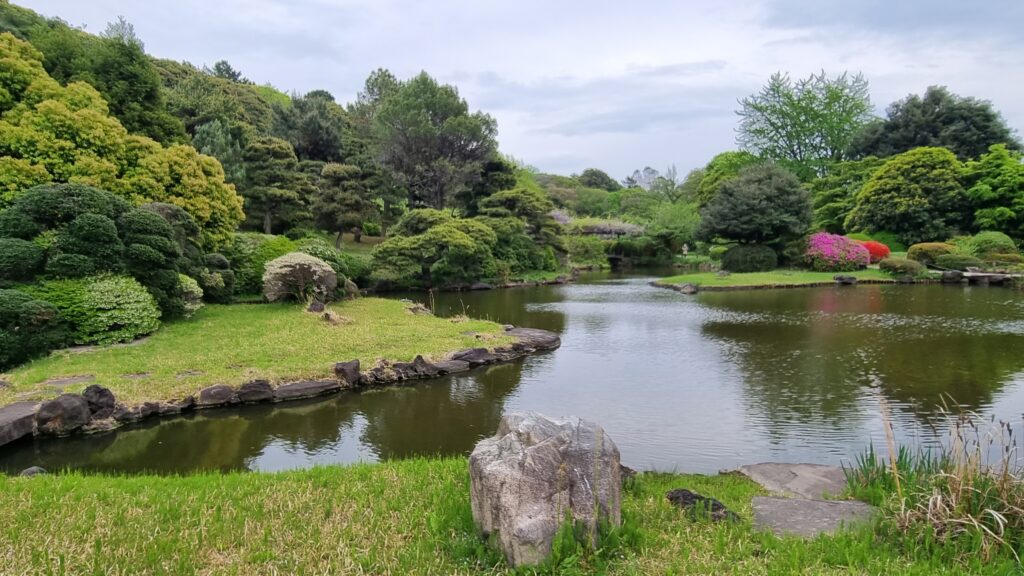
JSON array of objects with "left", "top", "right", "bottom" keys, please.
[
  {"left": 721, "top": 245, "right": 777, "bottom": 272},
  {"left": 934, "top": 254, "right": 984, "bottom": 271}
]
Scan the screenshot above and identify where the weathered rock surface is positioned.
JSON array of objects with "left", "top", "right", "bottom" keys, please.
[
  {"left": 941, "top": 270, "right": 965, "bottom": 283},
  {"left": 333, "top": 360, "right": 361, "bottom": 387},
  {"left": 452, "top": 348, "right": 500, "bottom": 367},
  {"left": 36, "top": 394, "right": 91, "bottom": 436},
  {"left": 196, "top": 385, "right": 237, "bottom": 408},
  {"left": 391, "top": 355, "right": 441, "bottom": 381},
  {"left": 0, "top": 402, "right": 38, "bottom": 447},
  {"left": 739, "top": 463, "right": 847, "bottom": 499},
  {"left": 752, "top": 496, "right": 875, "bottom": 538},
  {"left": 82, "top": 385, "right": 116, "bottom": 419},
  {"left": 666, "top": 488, "right": 740, "bottom": 522},
  {"left": 273, "top": 380, "right": 340, "bottom": 401},
  {"left": 158, "top": 396, "right": 195, "bottom": 415},
  {"left": 433, "top": 360, "right": 470, "bottom": 374},
  {"left": 677, "top": 283, "right": 698, "bottom": 295},
  {"left": 237, "top": 380, "right": 274, "bottom": 403},
  {"left": 506, "top": 328, "right": 561, "bottom": 351},
  {"left": 833, "top": 275, "right": 858, "bottom": 285},
  {"left": 469, "top": 412, "right": 621, "bottom": 567},
  {"left": 20, "top": 466, "right": 46, "bottom": 477}
]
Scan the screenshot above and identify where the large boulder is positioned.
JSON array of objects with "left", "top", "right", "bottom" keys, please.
[
  {"left": 36, "top": 394, "right": 91, "bottom": 436},
  {"left": 0, "top": 402, "right": 38, "bottom": 448},
  {"left": 82, "top": 385, "right": 116, "bottom": 419},
  {"left": 469, "top": 412, "right": 621, "bottom": 567}
]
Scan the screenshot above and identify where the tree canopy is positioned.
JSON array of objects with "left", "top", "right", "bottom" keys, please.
[{"left": 698, "top": 164, "right": 811, "bottom": 244}]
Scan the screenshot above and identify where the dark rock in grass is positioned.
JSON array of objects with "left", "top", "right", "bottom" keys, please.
[
  {"left": 506, "top": 328, "right": 561, "bottom": 351},
  {"left": 306, "top": 299, "right": 326, "bottom": 313},
  {"left": 752, "top": 496, "right": 875, "bottom": 538},
  {"left": 833, "top": 275, "right": 858, "bottom": 285},
  {"left": 469, "top": 282, "right": 495, "bottom": 291},
  {"left": 0, "top": 402, "right": 38, "bottom": 447},
  {"left": 666, "top": 488, "right": 740, "bottom": 523},
  {"left": 897, "top": 275, "right": 915, "bottom": 284},
  {"left": 273, "top": 380, "right": 340, "bottom": 401},
  {"left": 82, "top": 385, "right": 116, "bottom": 419},
  {"left": 20, "top": 466, "right": 46, "bottom": 477},
  {"left": 36, "top": 394, "right": 91, "bottom": 436},
  {"left": 620, "top": 464, "right": 637, "bottom": 485},
  {"left": 392, "top": 355, "right": 441, "bottom": 381},
  {"left": 333, "top": 360, "right": 361, "bottom": 387},
  {"left": 677, "top": 283, "right": 698, "bottom": 295},
  {"left": 941, "top": 270, "right": 965, "bottom": 284},
  {"left": 451, "top": 348, "right": 500, "bottom": 367},
  {"left": 158, "top": 396, "right": 195, "bottom": 415},
  {"left": 237, "top": 380, "right": 274, "bottom": 403},
  {"left": 197, "top": 385, "right": 237, "bottom": 408},
  {"left": 433, "top": 360, "right": 471, "bottom": 374}
]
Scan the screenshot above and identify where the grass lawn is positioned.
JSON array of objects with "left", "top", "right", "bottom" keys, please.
[
  {"left": 658, "top": 268, "right": 894, "bottom": 289},
  {"left": 0, "top": 458, "right": 992, "bottom": 575},
  {"left": 0, "top": 299, "right": 508, "bottom": 406}
]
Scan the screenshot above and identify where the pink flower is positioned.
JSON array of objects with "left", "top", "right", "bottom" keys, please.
[{"left": 805, "top": 233, "right": 870, "bottom": 272}]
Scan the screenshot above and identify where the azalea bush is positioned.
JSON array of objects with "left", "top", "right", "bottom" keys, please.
[
  {"left": 858, "top": 240, "right": 891, "bottom": 263},
  {"left": 805, "top": 232, "right": 869, "bottom": 272}
]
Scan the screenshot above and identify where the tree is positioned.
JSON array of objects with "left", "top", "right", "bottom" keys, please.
[
  {"left": 648, "top": 165, "right": 688, "bottom": 203},
  {"left": 374, "top": 72, "right": 498, "bottom": 209},
  {"left": 241, "top": 137, "right": 314, "bottom": 234},
  {"left": 623, "top": 166, "right": 659, "bottom": 190},
  {"left": 453, "top": 157, "right": 516, "bottom": 216},
  {"left": 737, "top": 71, "right": 874, "bottom": 180},
  {"left": 206, "top": 60, "right": 248, "bottom": 83},
  {"left": 963, "top": 144, "right": 1024, "bottom": 238},
  {"left": 808, "top": 157, "right": 885, "bottom": 233},
  {"left": 272, "top": 90, "right": 347, "bottom": 162},
  {"left": 846, "top": 147, "right": 967, "bottom": 245},
  {"left": 101, "top": 16, "right": 142, "bottom": 50},
  {"left": 479, "top": 187, "right": 561, "bottom": 247},
  {"left": 313, "top": 163, "right": 378, "bottom": 246},
  {"left": 577, "top": 168, "right": 621, "bottom": 191},
  {"left": 696, "top": 151, "right": 761, "bottom": 205},
  {"left": 850, "top": 86, "right": 1022, "bottom": 160},
  {"left": 698, "top": 164, "right": 811, "bottom": 244},
  {"left": 193, "top": 119, "right": 246, "bottom": 184}
]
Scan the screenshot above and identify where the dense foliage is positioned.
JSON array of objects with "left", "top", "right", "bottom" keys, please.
[
  {"left": 720, "top": 244, "right": 778, "bottom": 273},
  {"left": 907, "top": 243, "right": 955, "bottom": 266},
  {"left": 804, "top": 233, "right": 870, "bottom": 272},
  {"left": 878, "top": 257, "right": 925, "bottom": 277},
  {"left": 26, "top": 275, "right": 161, "bottom": 345},
  {"left": 0, "top": 288, "right": 67, "bottom": 370},
  {"left": 699, "top": 164, "right": 812, "bottom": 245}
]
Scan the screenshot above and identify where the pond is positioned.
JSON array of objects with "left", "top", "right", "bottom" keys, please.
[{"left": 3, "top": 272, "right": 1024, "bottom": 475}]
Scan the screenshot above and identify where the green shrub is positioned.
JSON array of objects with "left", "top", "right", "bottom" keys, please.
[
  {"left": 879, "top": 257, "right": 926, "bottom": 277},
  {"left": 178, "top": 274, "right": 204, "bottom": 318},
  {"left": 338, "top": 252, "right": 372, "bottom": 286},
  {"left": 721, "top": 244, "right": 777, "bottom": 272},
  {"left": 225, "top": 233, "right": 298, "bottom": 294},
  {"left": 0, "top": 289, "right": 69, "bottom": 370},
  {"left": 984, "top": 252, "right": 1024, "bottom": 264},
  {"left": 198, "top": 253, "right": 235, "bottom": 303},
  {"left": 934, "top": 254, "right": 984, "bottom": 271},
  {"left": 566, "top": 235, "right": 608, "bottom": 268},
  {"left": 388, "top": 209, "right": 452, "bottom": 237},
  {"left": 361, "top": 221, "right": 381, "bottom": 236},
  {"left": 0, "top": 237, "right": 44, "bottom": 280},
  {"left": 968, "top": 231, "right": 1017, "bottom": 257},
  {"left": 44, "top": 253, "right": 95, "bottom": 279},
  {"left": 708, "top": 245, "right": 730, "bottom": 261},
  {"left": 907, "top": 242, "right": 955, "bottom": 265},
  {"left": 56, "top": 213, "right": 124, "bottom": 270},
  {"left": 372, "top": 223, "right": 496, "bottom": 288},
  {"left": 263, "top": 253, "right": 338, "bottom": 303},
  {"left": 30, "top": 276, "right": 161, "bottom": 345},
  {"left": 297, "top": 239, "right": 352, "bottom": 294}
]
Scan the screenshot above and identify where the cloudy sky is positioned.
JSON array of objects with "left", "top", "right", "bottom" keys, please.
[{"left": 21, "top": 0, "right": 1024, "bottom": 180}]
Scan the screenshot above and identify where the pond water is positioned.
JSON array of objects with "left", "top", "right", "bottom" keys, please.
[{"left": 3, "top": 272, "right": 1024, "bottom": 475}]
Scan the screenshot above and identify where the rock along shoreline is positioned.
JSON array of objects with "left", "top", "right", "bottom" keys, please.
[{"left": 0, "top": 326, "right": 561, "bottom": 450}]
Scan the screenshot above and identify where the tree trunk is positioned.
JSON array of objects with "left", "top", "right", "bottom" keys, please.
[
  {"left": 353, "top": 227, "right": 362, "bottom": 243},
  {"left": 263, "top": 210, "right": 272, "bottom": 234},
  {"left": 334, "top": 230, "right": 343, "bottom": 248}
]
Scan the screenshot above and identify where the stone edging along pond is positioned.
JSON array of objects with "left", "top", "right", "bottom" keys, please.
[{"left": 0, "top": 327, "right": 561, "bottom": 450}]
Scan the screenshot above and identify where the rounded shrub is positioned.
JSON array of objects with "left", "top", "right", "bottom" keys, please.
[
  {"left": 362, "top": 221, "right": 381, "bottom": 236},
  {"left": 934, "top": 254, "right": 984, "bottom": 271},
  {"left": 805, "top": 233, "right": 869, "bottom": 272},
  {"left": 879, "top": 257, "right": 926, "bottom": 277},
  {"left": 263, "top": 253, "right": 338, "bottom": 304},
  {"left": 44, "top": 253, "right": 95, "bottom": 279},
  {"left": 857, "top": 240, "right": 891, "bottom": 263},
  {"left": 30, "top": 276, "right": 161, "bottom": 345},
  {"left": 968, "top": 231, "right": 1017, "bottom": 257},
  {"left": 907, "top": 242, "right": 955, "bottom": 265},
  {"left": 984, "top": 252, "right": 1024, "bottom": 264},
  {"left": 198, "top": 253, "right": 236, "bottom": 303},
  {"left": 0, "top": 237, "right": 44, "bottom": 281},
  {"left": 178, "top": 274, "right": 204, "bottom": 318},
  {"left": 0, "top": 289, "right": 69, "bottom": 371},
  {"left": 225, "top": 233, "right": 298, "bottom": 295},
  {"left": 55, "top": 213, "right": 124, "bottom": 268},
  {"left": 721, "top": 245, "right": 777, "bottom": 272}
]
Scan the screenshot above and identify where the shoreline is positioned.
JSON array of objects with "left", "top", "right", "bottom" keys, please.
[{"left": 651, "top": 277, "right": 907, "bottom": 293}]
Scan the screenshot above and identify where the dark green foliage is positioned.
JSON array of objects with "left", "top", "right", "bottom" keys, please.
[
  {"left": 157, "top": 58, "right": 274, "bottom": 138},
  {"left": 809, "top": 157, "right": 884, "bottom": 233},
  {"left": 565, "top": 235, "right": 608, "bottom": 268},
  {"left": 934, "top": 254, "right": 984, "bottom": 271},
  {"left": 0, "top": 289, "right": 68, "bottom": 370},
  {"left": 577, "top": 168, "right": 622, "bottom": 192},
  {"left": 198, "top": 253, "right": 236, "bottom": 303},
  {"left": 698, "top": 164, "right": 811, "bottom": 244},
  {"left": 907, "top": 243, "right": 955, "bottom": 265},
  {"left": 475, "top": 216, "right": 551, "bottom": 275},
  {"left": 193, "top": 120, "right": 245, "bottom": 184},
  {"left": 389, "top": 209, "right": 453, "bottom": 237},
  {"left": 696, "top": 151, "right": 762, "bottom": 205},
  {"left": 1, "top": 184, "right": 132, "bottom": 237},
  {"left": 56, "top": 213, "right": 123, "bottom": 270},
  {"left": 878, "top": 257, "right": 926, "bottom": 277},
  {"left": 0, "top": 237, "right": 43, "bottom": 280},
  {"left": 119, "top": 208, "right": 185, "bottom": 318},
  {"left": 44, "top": 253, "right": 94, "bottom": 279},
  {"left": 26, "top": 275, "right": 161, "bottom": 345},
  {"left": 313, "top": 163, "right": 377, "bottom": 245},
  {"left": 479, "top": 187, "right": 562, "bottom": 248},
  {"left": 272, "top": 90, "right": 347, "bottom": 162},
  {"left": 963, "top": 145, "right": 1024, "bottom": 238},
  {"left": 224, "top": 233, "right": 297, "bottom": 295},
  {"left": 454, "top": 158, "right": 517, "bottom": 216},
  {"left": 372, "top": 222, "right": 496, "bottom": 288},
  {"left": 721, "top": 244, "right": 778, "bottom": 272},
  {"left": 846, "top": 147, "right": 967, "bottom": 246},
  {"left": 850, "top": 86, "right": 1021, "bottom": 161},
  {"left": 241, "top": 137, "right": 315, "bottom": 234}
]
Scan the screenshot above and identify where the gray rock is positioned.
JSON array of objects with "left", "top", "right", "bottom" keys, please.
[
  {"left": 433, "top": 360, "right": 471, "bottom": 374},
  {"left": 833, "top": 275, "right": 858, "bottom": 285},
  {"left": 237, "top": 380, "right": 274, "bottom": 403},
  {"left": 158, "top": 396, "right": 195, "bottom": 415},
  {"left": 0, "top": 402, "right": 38, "bottom": 448},
  {"left": 469, "top": 412, "right": 621, "bottom": 567},
  {"left": 451, "top": 348, "right": 500, "bottom": 367},
  {"left": 941, "top": 270, "right": 965, "bottom": 283},
  {"left": 506, "top": 328, "right": 561, "bottom": 351},
  {"left": 391, "top": 355, "right": 441, "bottom": 380},
  {"left": 752, "top": 496, "right": 875, "bottom": 538},
  {"left": 196, "top": 385, "right": 237, "bottom": 408},
  {"left": 677, "top": 283, "right": 699, "bottom": 295},
  {"left": 112, "top": 404, "right": 142, "bottom": 423},
  {"left": 273, "top": 380, "right": 340, "bottom": 401},
  {"left": 36, "top": 394, "right": 91, "bottom": 436},
  {"left": 739, "top": 462, "right": 848, "bottom": 499},
  {"left": 333, "top": 360, "right": 361, "bottom": 387},
  {"left": 82, "top": 418, "right": 119, "bottom": 434},
  {"left": 20, "top": 466, "right": 46, "bottom": 477},
  {"left": 82, "top": 385, "right": 116, "bottom": 419},
  {"left": 897, "top": 275, "right": 915, "bottom": 284}
]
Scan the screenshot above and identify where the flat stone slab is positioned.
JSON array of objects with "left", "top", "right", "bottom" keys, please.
[
  {"left": 506, "top": 327, "right": 561, "bottom": 350},
  {"left": 739, "top": 463, "right": 847, "bottom": 499},
  {"left": 43, "top": 374, "right": 95, "bottom": 388},
  {"left": 0, "top": 402, "right": 39, "bottom": 448},
  {"left": 752, "top": 496, "right": 875, "bottom": 538}
]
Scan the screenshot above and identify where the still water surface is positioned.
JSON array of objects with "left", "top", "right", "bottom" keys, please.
[{"left": 3, "top": 272, "right": 1024, "bottom": 474}]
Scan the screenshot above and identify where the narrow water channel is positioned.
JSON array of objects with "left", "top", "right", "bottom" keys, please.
[{"left": 3, "top": 272, "right": 1024, "bottom": 474}]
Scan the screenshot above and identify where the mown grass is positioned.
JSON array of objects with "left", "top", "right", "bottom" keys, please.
[
  {"left": 659, "top": 268, "right": 893, "bottom": 288},
  {"left": 0, "top": 299, "right": 508, "bottom": 406},
  {"left": 0, "top": 458, "right": 993, "bottom": 575}
]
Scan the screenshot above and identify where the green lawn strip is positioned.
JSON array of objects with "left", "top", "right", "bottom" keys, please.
[
  {"left": 0, "top": 298, "right": 509, "bottom": 406},
  {"left": 658, "top": 268, "right": 894, "bottom": 289},
  {"left": 0, "top": 460, "right": 990, "bottom": 574}
]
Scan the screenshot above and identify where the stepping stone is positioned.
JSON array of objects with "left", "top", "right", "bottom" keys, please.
[
  {"left": 121, "top": 373, "right": 151, "bottom": 380},
  {"left": 752, "top": 496, "right": 875, "bottom": 538},
  {"left": 739, "top": 462, "right": 848, "bottom": 499},
  {"left": 42, "top": 375, "right": 95, "bottom": 389}
]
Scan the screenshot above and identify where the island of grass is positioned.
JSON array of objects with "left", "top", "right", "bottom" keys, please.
[
  {"left": 0, "top": 457, "right": 997, "bottom": 575},
  {"left": 0, "top": 298, "right": 510, "bottom": 407},
  {"left": 656, "top": 268, "right": 896, "bottom": 291}
]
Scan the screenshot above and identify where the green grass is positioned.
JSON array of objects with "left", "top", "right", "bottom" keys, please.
[
  {"left": 0, "top": 299, "right": 508, "bottom": 406},
  {"left": 659, "top": 268, "right": 894, "bottom": 289},
  {"left": 0, "top": 458, "right": 991, "bottom": 574}
]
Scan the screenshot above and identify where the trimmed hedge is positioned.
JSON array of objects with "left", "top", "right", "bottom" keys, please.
[
  {"left": 0, "top": 289, "right": 68, "bottom": 371},
  {"left": 934, "top": 254, "right": 984, "bottom": 271},
  {"left": 721, "top": 245, "right": 777, "bottom": 272},
  {"left": 907, "top": 242, "right": 955, "bottom": 265},
  {"left": 968, "top": 231, "right": 1017, "bottom": 257},
  {"left": 28, "top": 276, "right": 161, "bottom": 345},
  {"left": 879, "top": 257, "right": 926, "bottom": 277}
]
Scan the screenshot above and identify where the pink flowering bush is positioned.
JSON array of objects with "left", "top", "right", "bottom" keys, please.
[{"left": 805, "top": 232, "right": 870, "bottom": 271}]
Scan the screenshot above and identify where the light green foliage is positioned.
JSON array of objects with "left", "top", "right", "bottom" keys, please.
[
  {"left": 846, "top": 147, "right": 967, "bottom": 246},
  {"left": 907, "top": 242, "right": 955, "bottom": 265},
  {"left": 809, "top": 157, "right": 885, "bottom": 233},
  {"left": 479, "top": 187, "right": 562, "bottom": 248},
  {"left": 388, "top": 208, "right": 452, "bottom": 237},
  {"left": 373, "top": 222, "right": 496, "bottom": 288},
  {"left": 962, "top": 144, "right": 1024, "bottom": 237},
  {"left": 262, "top": 252, "right": 337, "bottom": 303},
  {"left": 178, "top": 273, "right": 204, "bottom": 317},
  {"left": 960, "top": 231, "right": 1018, "bottom": 257},
  {"left": 647, "top": 201, "right": 701, "bottom": 252},
  {"left": 878, "top": 257, "right": 926, "bottom": 277},
  {"left": 933, "top": 253, "right": 983, "bottom": 271},
  {"left": 696, "top": 151, "right": 762, "bottom": 205},
  {"left": 698, "top": 164, "right": 811, "bottom": 244},
  {"left": 28, "top": 275, "right": 160, "bottom": 345},
  {"left": 157, "top": 58, "right": 274, "bottom": 138},
  {"left": 224, "top": 233, "right": 297, "bottom": 295},
  {"left": 454, "top": 157, "right": 517, "bottom": 216},
  {"left": 241, "top": 136, "right": 315, "bottom": 234},
  {"left": 565, "top": 235, "right": 608, "bottom": 268},
  {"left": 253, "top": 84, "right": 291, "bottom": 109}
]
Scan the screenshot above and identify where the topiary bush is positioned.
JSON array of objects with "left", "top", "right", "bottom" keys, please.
[
  {"left": 29, "top": 276, "right": 161, "bottom": 345},
  {"left": 968, "top": 231, "right": 1017, "bottom": 257},
  {"left": 879, "top": 257, "right": 926, "bottom": 277},
  {"left": 708, "top": 245, "right": 730, "bottom": 261},
  {"left": 55, "top": 213, "right": 124, "bottom": 271},
  {"left": 0, "top": 289, "right": 69, "bottom": 370},
  {"left": 263, "top": 253, "right": 338, "bottom": 304},
  {"left": 907, "top": 242, "right": 955, "bottom": 265},
  {"left": 857, "top": 240, "right": 891, "bottom": 263},
  {"left": 225, "top": 233, "right": 298, "bottom": 295},
  {"left": 0, "top": 237, "right": 44, "bottom": 281},
  {"left": 178, "top": 274, "right": 204, "bottom": 318},
  {"left": 198, "top": 253, "right": 236, "bottom": 303},
  {"left": 934, "top": 254, "right": 984, "bottom": 271},
  {"left": 805, "top": 233, "right": 869, "bottom": 271},
  {"left": 984, "top": 253, "right": 1024, "bottom": 264},
  {"left": 721, "top": 245, "right": 777, "bottom": 272}
]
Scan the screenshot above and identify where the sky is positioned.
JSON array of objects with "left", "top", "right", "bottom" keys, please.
[{"left": 20, "top": 0, "right": 1024, "bottom": 180}]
